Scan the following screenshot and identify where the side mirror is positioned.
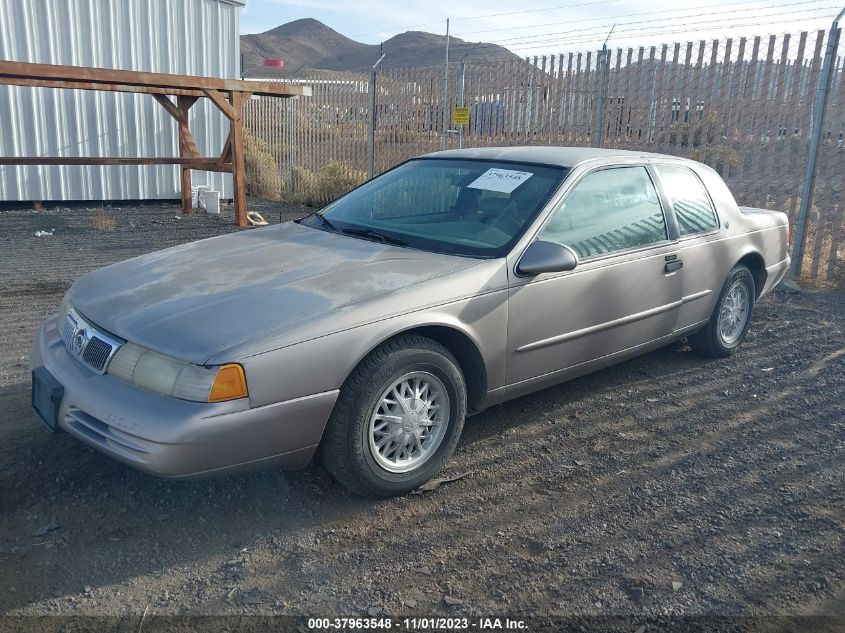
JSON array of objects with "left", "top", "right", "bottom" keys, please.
[{"left": 516, "top": 240, "right": 578, "bottom": 276}]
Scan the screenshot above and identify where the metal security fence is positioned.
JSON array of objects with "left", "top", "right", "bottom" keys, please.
[{"left": 245, "top": 26, "right": 845, "bottom": 287}]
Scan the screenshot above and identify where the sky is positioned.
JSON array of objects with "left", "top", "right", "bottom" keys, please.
[{"left": 239, "top": 0, "right": 840, "bottom": 56}]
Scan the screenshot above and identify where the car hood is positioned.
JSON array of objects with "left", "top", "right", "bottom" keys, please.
[{"left": 70, "top": 222, "right": 480, "bottom": 364}]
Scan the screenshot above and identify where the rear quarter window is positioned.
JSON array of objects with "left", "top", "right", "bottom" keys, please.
[{"left": 656, "top": 164, "right": 719, "bottom": 236}]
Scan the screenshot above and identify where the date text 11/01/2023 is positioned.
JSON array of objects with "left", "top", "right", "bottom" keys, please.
[{"left": 307, "top": 617, "right": 528, "bottom": 630}]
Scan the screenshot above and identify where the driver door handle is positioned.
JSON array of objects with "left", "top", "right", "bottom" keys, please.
[{"left": 664, "top": 260, "right": 683, "bottom": 273}]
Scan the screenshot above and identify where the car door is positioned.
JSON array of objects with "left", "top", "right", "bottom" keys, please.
[
  {"left": 652, "top": 163, "right": 724, "bottom": 331},
  {"left": 506, "top": 164, "right": 683, "bottom": 392}
]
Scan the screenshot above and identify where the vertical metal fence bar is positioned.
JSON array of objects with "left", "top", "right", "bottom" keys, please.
[
  {"left": 700, "top": 40, "right": 719, "bottom": 169},
  {"left": 724, "top": 37, "right": 744, "bottom": 149},
  {"left": 752, "top": 36, "right": 777, "bottom": 209},
  {"left": 765, "top": 36, "right": 792, "bottom": 212},
  {"left": 593, "top": 43, "right": 607, "bottom": 146},
  {"left": 547, "top": 54, "right": 557, "bottom": 145},
  {"left": 368, "top": 50, "right": 385, "bottom": 179},
  {"left": 653, "top": 46, "right": 666, "bottom": 152},
  {"left": 562, "top": 53, "right": 573, "bottom": 143},
  {"left": 605, "top": 48, "right": 619, "bottom": 147},
  {"left": 286, "top": 97, "right": 294, "bottom": 195},
  {"left": 733, "top": 36, "right": 761, "bottom": 205},
  {"left": 646, "top": 46, "right": 658, "bottom": 146},
  {"left": 782, "top": 33, "right": 808, "bottom": 221},
  {"left": 793, "top": 18, "right": 843, "bottom": 277},
  {"left": 632, "top": 46, "right": 645, "bottom": 147},
  {"left": 824, "top": 53, "right": 845, "bottom": 283},
  {"left": 810, "top": 47, "right": 843, "bottom": 281},
  {"left": 716, "top": 38, "right": 734, "bottom": 178},
  {"left": 585, "top": 51, "right": 594, "bottom": 144},
  {"left": 573, "top": 53, "right": 582, "bottom": 143}
]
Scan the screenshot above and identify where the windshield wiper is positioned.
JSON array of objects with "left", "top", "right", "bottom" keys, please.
[
  {"left": 340, "top": 227, "right": 409, "bottom": 247},
  {"left": 299, "top": 212, "right": 338, "bottom": 231}
]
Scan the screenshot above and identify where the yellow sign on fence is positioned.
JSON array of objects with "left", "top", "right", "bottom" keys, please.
[{"left": 452, "top": 106, "right": 469, "bottom": 126}]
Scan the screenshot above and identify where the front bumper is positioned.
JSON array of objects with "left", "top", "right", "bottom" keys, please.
[{"left": 30, "top": 314, "right": 339, "bottom": 478}]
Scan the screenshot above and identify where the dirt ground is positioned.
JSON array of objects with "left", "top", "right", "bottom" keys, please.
[{"left": 0, "top": 200, "right": 843, "bottom": 627}]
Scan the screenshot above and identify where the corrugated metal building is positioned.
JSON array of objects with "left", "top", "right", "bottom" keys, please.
[{"left": 0, "top": 0, "right": 244, "bottom": 202}]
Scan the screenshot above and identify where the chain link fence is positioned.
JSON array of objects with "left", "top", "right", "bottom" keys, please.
[{"left": 244, "top": 28, "right": 844, "bottom": 287}]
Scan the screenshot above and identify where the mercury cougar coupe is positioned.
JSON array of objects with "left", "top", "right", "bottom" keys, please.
[{"left": 31, "top": 147, "right": 790, "bottom": 496}]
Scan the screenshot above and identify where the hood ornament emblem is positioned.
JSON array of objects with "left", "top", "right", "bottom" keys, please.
[{"left": 71, "top": 326, "right": 89, "bottom": 356}]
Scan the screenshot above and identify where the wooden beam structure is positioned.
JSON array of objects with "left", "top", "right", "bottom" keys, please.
[{"left": 0, "top": 60, "right": 311, "bottom": 227}]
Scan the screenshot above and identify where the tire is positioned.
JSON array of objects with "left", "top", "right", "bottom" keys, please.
[
  {"left": 688, "top": 264, "right": 756, "bottom": 358},
  {"left": 320, "top": 334, "right": 467, "bottom": 497}
]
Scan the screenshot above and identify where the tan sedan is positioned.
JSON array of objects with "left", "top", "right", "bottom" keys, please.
[{"left": 31, "top": 147, "right": 790, "bottom": 496}]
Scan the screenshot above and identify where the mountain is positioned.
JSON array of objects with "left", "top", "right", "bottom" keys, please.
[{"left": 241, "top": 18, "right": 520, "bottom": 76}]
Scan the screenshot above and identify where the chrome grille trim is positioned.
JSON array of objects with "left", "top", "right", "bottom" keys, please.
[
  {"left": 82, "top": 337, "right": 113, "bottom": 371},
  {"left": 61, "top": 307, "right": 123, "bottom": 375},
  {"left": 61, "top": 312, "right": 78, "bottom": 349}
]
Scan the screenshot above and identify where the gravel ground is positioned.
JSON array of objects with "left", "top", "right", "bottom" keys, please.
[{"left": 0, "top": 200, "right": 843, "bottom": 626}]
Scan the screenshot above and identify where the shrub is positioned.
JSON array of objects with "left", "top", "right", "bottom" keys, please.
[
  {"left": 282, "top": 161, "right": 367, "bottom": 207},
  {"left": 244, "top": 132, "right": 283, "bottom": 199},
  {"left": 315, "top": 161, "right": 367, "bottom": 203},
  {"left": 690, "top": 144, "right": 740, "bottom": 175}
]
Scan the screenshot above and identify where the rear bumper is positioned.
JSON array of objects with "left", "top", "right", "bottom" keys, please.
[
  {"left": 30, "top": 314, "right": 338, "bottom": 479},
  {"left": 761, "top": 255, "right": 790, "bottom": 298}
]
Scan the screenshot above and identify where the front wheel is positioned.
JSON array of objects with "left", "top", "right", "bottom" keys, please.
[
  {"left": 688, "top": 264, "right": 756, "bottom": 358},
  {"left": 320, "top": 335, "right": 467, "bottom": 497}
]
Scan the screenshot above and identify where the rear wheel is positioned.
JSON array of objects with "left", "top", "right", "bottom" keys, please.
[
  {"left": 320, "top": 335, "right": 467, "bottom": 497},
  {"left": 689, "top": 264, "right": 756, "bottom": 358}
]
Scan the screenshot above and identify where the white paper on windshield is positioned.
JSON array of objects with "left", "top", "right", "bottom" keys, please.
[{"left": 467, "top": 168, "right": 534, "bottom": 194}]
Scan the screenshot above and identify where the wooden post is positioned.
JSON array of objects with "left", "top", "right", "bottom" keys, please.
[
  {"left": 229, "top": 91, "right": 248, "bottom": 227},
  {"left": 177, "top": 96, "right": 199, "bottom": 215}
]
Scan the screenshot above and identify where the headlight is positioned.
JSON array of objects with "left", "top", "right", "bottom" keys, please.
[{"left": 108, "top": 343, "right": 248, "bottom": 403}]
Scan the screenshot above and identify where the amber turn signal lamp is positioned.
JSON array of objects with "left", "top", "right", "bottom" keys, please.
[{"left": 208, "top": 364, "right": 248, "bottom": 402}]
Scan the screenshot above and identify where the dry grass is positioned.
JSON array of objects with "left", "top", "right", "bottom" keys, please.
[
  {"left": 798, "top": 224, "right": 844, "bottom": 289},
  {"left": 91, "top": 209, "right": 116, "bottom": 231}
]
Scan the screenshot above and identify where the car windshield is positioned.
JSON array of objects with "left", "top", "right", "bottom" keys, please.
[{"left": 299, "top": 158, "right": 567, "bottom": 258}]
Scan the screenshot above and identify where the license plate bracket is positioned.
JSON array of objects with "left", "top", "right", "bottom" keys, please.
[{"left": 32, "top": 367, "right": 64, "bottom": 433}]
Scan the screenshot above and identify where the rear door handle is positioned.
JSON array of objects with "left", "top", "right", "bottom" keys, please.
[{"left": 665, "top": 260, "right": 683, "bottom": 273}]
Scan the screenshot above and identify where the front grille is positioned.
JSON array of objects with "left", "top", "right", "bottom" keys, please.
[
  {"left": 61, "top": 312, "right": 77, "bottom": 348},
  {"left": 60, "top": 307, "right": 123, "bottom": 375},
  {"left": 82, "top": 337, "right": 114, "bottom": 372}
]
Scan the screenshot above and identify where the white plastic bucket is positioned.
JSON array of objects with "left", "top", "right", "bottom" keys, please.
[{"left": 199, "top": 189, "right": 220, "bottom": 214}]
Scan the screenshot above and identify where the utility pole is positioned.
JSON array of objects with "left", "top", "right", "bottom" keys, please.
[
  {"left": 458, "top": 44, "right": 483, "bottom": 149},
  {"left": 791, "top": 6, "right": 844, "bottom": 277},
  {"left": 368, "top": 44, "right": 386, "bottom": 179},
  {"left": 441, "top": 18, "right": 450, "bottom": 150}
]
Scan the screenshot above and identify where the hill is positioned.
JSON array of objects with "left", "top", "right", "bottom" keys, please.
[{"left": 241, "top": 18, "right": 520, "bottom": 76}]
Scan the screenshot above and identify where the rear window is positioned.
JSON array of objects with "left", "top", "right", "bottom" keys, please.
[{"left": 655, "top": 165, "right": 719, "bottom": 236}]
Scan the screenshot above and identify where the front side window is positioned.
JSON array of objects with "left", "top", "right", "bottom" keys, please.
[
  {"left": 300, "top": 159, "right": 567, "bottom": 258},
  {"left": 539, "top": 166, "right": 667, "bottom": 259},
  {"left": 655, "top": 164, "right": 719, "bottom": 236}
]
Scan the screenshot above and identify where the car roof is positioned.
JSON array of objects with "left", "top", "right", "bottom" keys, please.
[{"left": 421, "top": 145, "right": 699, "bottom": 169}]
